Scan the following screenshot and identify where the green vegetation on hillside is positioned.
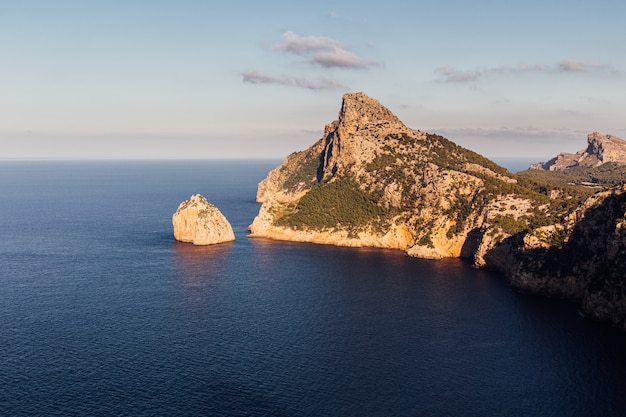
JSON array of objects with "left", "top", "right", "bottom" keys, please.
[
  {"left": 490, "top": 214, "right": 530, "bottom": 235},
  {"left": 427, "top": 133, "right": 513, "bottom": 177},
  {"left": 517, "top": 163, "right": 626, "bottom": 187},
  {"left": 423, "top": 133, "right": 601, "bottom": 234},
  {"left": 275, "top": 177, "right": 387, "bottom": 233}
]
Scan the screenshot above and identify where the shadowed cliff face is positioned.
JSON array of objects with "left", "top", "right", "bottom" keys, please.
[{"left": 498, "top": 185, "right": 626, "bottom": 330}]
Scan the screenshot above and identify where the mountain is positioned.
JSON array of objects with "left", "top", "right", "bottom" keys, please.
[
  {"left": 249, "top": 92, "right": 626, "bottom": 330},
  {"left": 530, "top": 132, "right": 626, "bottom": 171},
  {"left": 249, "top": 92, "right": 583, "bottom": 263}
]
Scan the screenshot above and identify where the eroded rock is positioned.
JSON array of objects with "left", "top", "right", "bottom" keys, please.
[{"left": 172, "top": 194, "right": 235, "bottom": 245}]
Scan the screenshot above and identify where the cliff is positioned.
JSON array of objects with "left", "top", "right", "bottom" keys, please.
[
  {"left": 530, "top": 132, "right": 626, "bottom": 171},
  {"left": 505, "top": 184, "right": 626, "bottom": 330},
  {"left": 173, "top": 194, "right": 235, "bottom": 245}
]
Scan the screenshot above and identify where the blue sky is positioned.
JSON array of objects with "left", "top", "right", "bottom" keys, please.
[{"left": 1, "top": 0, "right": 625, "bottom": 160}]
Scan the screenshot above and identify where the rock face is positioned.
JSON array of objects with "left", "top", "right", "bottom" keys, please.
[
  {"left": 530, "top": 132, "right": 626, "bottom": 171},
  {"left": 506, "top": 184, "right": 626, "bottom": 330},
  {"left": 172, "top": 194, "right": 235, "bottom": 245},
  {"left": 249, "top": 92, "right": 626, "bottom": 330}
]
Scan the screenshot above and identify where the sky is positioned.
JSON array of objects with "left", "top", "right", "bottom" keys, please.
[{"left": 1, "top": 0, "right": 625, "bottom": 161}]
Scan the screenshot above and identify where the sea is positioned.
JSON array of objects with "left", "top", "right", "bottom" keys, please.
[{"left": 1, "top": 159, "right": 625, "bottom": 417}]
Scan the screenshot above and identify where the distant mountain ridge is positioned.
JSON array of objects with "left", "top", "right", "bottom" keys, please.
[{"left": 531, "top": 132, "right": 626, "bottom": 171}]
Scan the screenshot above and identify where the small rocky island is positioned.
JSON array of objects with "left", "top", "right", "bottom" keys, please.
[
  {"left": 172, "top": 194, "right": 235, "bottom": 245},
  {"left": 249, "top": 92, "right": 626, "bottom": 330}
]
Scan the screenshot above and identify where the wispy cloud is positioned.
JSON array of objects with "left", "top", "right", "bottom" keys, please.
[
  {"left": 272, "top": 31, "right": 375, "bottom": 69},
  {"left": 432, "top": 126, "right": 594, "bottom": 158},
  {"left": 312, "top": 48, "right": 373, "bottom": 69},
  {"left": 242, "top": 70, "right": 348, "bottom": 91},
  {"left": 435, "top": 60, "right": 619, "bottom": 83},
  {"left": 434, "top": 66, "right": 481, "bottom": 82},
  {"left": 434, "top": 126, "right": 589, "bottom": 140},
  {"left": 242, "top": 31, "right": 376, "bottom": 92},
  {"left": 557, "top": 60, "right": 613, "bottom": 73},
  {"left": 273, "top": 31, "right": 342, "bottom": 55}
]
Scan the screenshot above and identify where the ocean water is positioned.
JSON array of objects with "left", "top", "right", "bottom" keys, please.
[
  {"left": 492, "top": 157, "right": 538, "bottom": 173},
  {"left": 1, "top": 160, "right": 625, "bottom": 417}
]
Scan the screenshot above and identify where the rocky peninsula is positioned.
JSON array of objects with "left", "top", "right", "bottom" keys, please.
[
  {"left": 250, "top": 92, "right": 626, "bottom": 330},
  {"left": 173, "top": 194, "right": 235, "bottom": 245}
]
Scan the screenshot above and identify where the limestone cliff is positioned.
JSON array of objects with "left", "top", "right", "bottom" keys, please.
[
  {"left": 249, "top": 92, "right": 580, "bottom": 262},
  {"left": 173, "top": 194, "right": 235, "bottom": 245},
  {"left": 531, "top": 132, "right": 626, "bottom": 171}
]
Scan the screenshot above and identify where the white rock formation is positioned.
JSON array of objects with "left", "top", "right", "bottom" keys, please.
[{"left": 172, "top": 194, "right": 235, "bottom": 245}]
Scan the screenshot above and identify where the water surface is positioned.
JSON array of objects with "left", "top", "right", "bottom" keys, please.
[{"left": 1, "top": 160, "right": 625, "bottom": 416}]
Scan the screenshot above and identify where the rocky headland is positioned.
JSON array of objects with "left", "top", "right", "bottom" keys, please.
[
  {"left": 249, "top": 92, "right": 626, "bottom": 330},
  {"left": 173, "top": 194, "right": 235, "bottom": 245},
  {"left": 249, "top": 92, "right": 580, "bottom": 263}
]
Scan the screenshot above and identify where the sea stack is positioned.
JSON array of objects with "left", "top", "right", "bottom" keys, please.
[{"left": 172, "top": 194, "right": 235, "bottom": 245}]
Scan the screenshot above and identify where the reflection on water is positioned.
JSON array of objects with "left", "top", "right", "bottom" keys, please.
[{"left": 172, "top": 240, "right": 235, "bottom": 286}]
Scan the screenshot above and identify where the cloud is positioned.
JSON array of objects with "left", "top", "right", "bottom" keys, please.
[
  {"left": 434, "top": 66, "right": 481, "bottom": 82},
  {"left": 311, "top": 48, "right": 373, "bottom": 69},
  {"left": 273, "top": 31, "right": 342, "bottom": 55},
  {"left": 430, "top": 126, "right": 596, "bottom": 159},
  {"left": 242, "top": 70, "right": 348, "bottom": 91},
  {"left": 435, "top": 60, "right": 618, "bottom": 83},
  {"left": 272, "top": 31, "right": 375, "bottom": 69},
  {"left": 241, "top": 71, "right": 279, "bottom": 85},
  {"left": 241, "top": 31, "right": 374, "bottom": 92},
  {"left": 557, "top": 60, "right": 614, "bottom": 73},
  {"left": 515, "top": 63, "right": 550, "bottom": 72},
  {"left": 434, "top": 126, "right": 588, "bottom": 140},
  {"left": 435, "top": 63, "right": 548, "bottom": 82}
]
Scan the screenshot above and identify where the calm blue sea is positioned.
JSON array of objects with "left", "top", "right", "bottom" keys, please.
[{"left": 1, "top": 160, "right": 625, "bottom": 417}]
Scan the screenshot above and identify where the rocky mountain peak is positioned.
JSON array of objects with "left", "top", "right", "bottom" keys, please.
[
  {"left": 584, "top": 132, "right": 626, "bottom": 164},
  {"left": 337, "top": 92, "right": 403, "bottom": 134},
  {"left": 317, "top": 92, "right": 406, "bottom": 181},
  {"left": 530, "top": 131, "right": 626, "bottom": 171}
]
